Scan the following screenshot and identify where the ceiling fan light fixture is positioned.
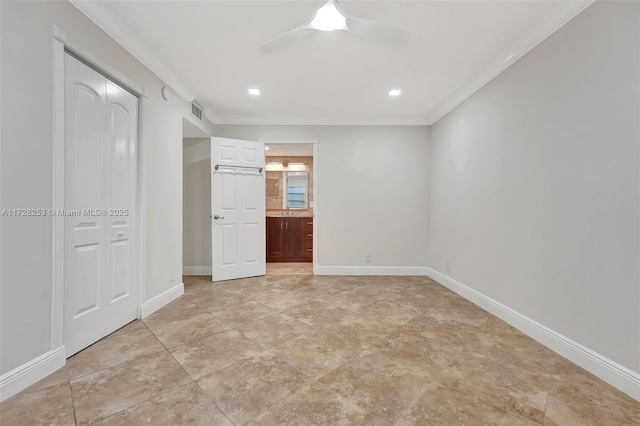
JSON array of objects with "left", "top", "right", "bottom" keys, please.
[
  {"left": 257, "top": 0, "right": 408, "bottom": 53},
  {"left": 309, "top": 0, "right": 347, "bottom": 32}
]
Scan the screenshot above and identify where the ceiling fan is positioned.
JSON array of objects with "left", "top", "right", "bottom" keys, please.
[{"left": 257, "top": 0, "right": 409, "bottom": 54}]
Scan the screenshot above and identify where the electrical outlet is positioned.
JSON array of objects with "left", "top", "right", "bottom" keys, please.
[
  {"left": 445, "top": 261, "right": 450, "bottom": 272},
  {"left": 365, "top": 253, "right": 372, "bottom": 263},
  {"left": 169, "top": 269, "right": 174, "bottom": 282}
]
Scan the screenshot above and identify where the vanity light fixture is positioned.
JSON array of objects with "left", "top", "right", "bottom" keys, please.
[
  {"left": 287, "top": 162, "right": 305, "bottom": 171},
  {"left": 248, "top": 88, "right": 261, "bottom": 96},
  {"left": 389, "top": 89, "right": 402, "bottom": 96},
  {"left": 265, "top": 161, "right": 283, "bottom": 171}
]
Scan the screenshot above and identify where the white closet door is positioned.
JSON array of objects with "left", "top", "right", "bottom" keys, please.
[{"left": 64, "top": 54, "right": 138, "bottom": 356}]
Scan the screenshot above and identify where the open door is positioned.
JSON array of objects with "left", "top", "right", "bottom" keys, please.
[{"left": 211, "top": 137, "right": 266, "bottom": 281}]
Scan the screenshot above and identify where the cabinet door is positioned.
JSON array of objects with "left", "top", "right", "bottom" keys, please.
[
  {"left": 302, "top": 218, "right": 313, "bottom": 260},
  {"left": 266, "top": 217, "right": 285, "bottom": 261},
  {"left": 284, "top": 217, "right": 302, "bottom": 259}
]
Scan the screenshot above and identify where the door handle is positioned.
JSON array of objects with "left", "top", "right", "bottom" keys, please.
[{"left": 213, "top": 215, "right": 225, "bottom": 220}]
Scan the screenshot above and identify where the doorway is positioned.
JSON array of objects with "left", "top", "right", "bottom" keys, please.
[
  {"left": 182, "top": 119, "right": 212, "bottom": 277},
  {"left": 182, "top": 137, "right": 318, "bottom": 278},
  {"left": 261, "top": 140, "right": 318, "bottom": 276}
]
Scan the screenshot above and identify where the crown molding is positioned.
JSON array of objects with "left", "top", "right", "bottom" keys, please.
[
  {"left": 69, "top": 0, "right": 195, "bottom": 103},
  {"left": 206, "top": 113, "right": 430, "bottom": 126},
  {"left": 426, "top": 0, "right": 595, "bottom": 125}
]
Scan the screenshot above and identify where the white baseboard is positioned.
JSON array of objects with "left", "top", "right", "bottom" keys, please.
[
  {"left": 1, "top": 282, "right": 184, "bottom": 401},
  {"left": 425, "top": 268, "right": 640, "bottom": 402},
  {"left": 183, "top": 266, "right": 212, "bottom": 276},
  {"left": 0, "top": 346, "right": 66, "bottom": 403},
  {"left": 315, "top": 266, "right": 430, "bottom": 276},
  {"left": 140, "top": 282, "right": 184, "bottom": 318}
]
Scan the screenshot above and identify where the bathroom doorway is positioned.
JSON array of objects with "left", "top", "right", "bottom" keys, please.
[{"left": 261, "top": 139, "right": 318, "bottom": 276}]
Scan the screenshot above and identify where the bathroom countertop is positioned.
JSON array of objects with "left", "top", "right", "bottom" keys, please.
[{"left": 266, "top": 210, "right": 313, "bottom": 218}]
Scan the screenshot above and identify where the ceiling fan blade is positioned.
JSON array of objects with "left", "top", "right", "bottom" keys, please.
[
  {"left": 257, "top": 26, "right": 315, "bottom": 54},
  {"left": 344, "top": 16, "right": 409, "bottom": 46},
  {"left": 333, "top": 0, "right": 409, "bottom": 46}
]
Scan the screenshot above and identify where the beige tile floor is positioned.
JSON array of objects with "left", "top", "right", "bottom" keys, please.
[{"left": 2, "top": 267, "right": 639, "bottom": 425}]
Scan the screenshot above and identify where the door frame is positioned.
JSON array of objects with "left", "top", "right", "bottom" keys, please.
[
  {"left": 259, "top": 138, "right": 319, "bottom": 274},
  {"left": 51, "top": 26, "right": 147, "bottom": 354}
]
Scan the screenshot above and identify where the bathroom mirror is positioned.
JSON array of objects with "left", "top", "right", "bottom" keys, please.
[{"left": 285, "top": 171, "right": 308, "bottom": 209}]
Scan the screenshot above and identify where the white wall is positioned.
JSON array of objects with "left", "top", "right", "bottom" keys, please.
[
  {"left": 212, "top": 126, "right": 430, "bottom": 273},
  {"left": 0, "top": 0, "right": 214, "bottom": 379},
  {"left": 183, "top": 138, "right": 212, "bottom": 271},
  {"left": 428, "top": 0, "right": 639, "bottom": 374}
]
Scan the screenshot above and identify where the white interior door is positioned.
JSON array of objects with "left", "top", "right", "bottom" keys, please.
[
  {"left": 211, "top": 137, "right": 265, "bottom": 281},
  {"left": 64, "top": 53, "right": 138, "bottom": 356}
]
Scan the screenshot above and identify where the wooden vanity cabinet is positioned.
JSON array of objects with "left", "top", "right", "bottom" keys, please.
[
  {"left": 266, "top": 217, "right": 313, "bottom": 262},
  {"left": 266, "top": 217, "right": 285, "bottom": 261},
  {"left": 283, "top": 218, "right": 302, "bottom": 259}
]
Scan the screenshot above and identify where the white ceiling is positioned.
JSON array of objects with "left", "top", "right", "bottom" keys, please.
[{"left": 73, "top": 0, "right": 593, "bottom": 125}]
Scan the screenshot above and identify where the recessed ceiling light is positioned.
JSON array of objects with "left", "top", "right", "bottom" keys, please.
[
  {"left": 389, "top": 89, "right": 402, "bottom": 97},
  {"left": 248, "top": 88, "right": 260, "bottom": 96},
  {"left": 265, "top": 146, "right": 269, "bottom": 151}
]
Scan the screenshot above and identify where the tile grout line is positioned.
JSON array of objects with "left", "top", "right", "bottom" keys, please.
[
  {"left": 67, "top": 346, "right": 168, "bottom": 383},
  {"left": 79, "top": 321, "right": 195, "bottom": 425},
  {"left": 67, "top": 379, "right": 79, "bottom": 426},
  {"left": 192, "top": 380, "right": 237, "bottom": 426}
]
